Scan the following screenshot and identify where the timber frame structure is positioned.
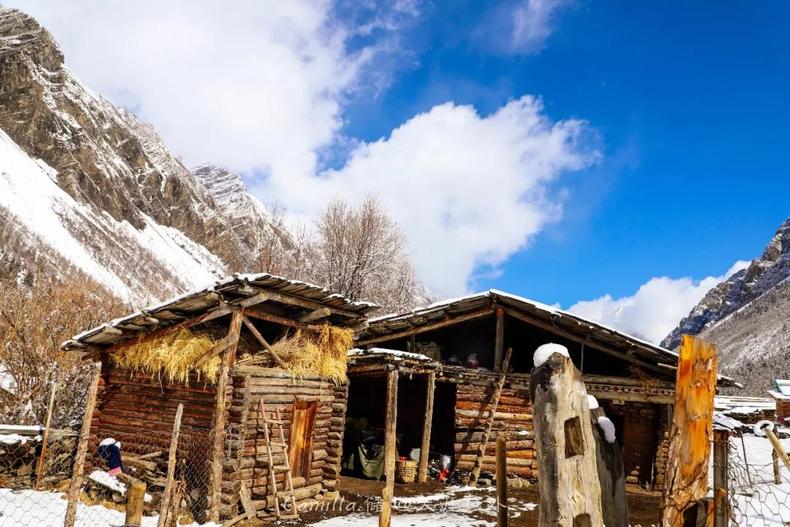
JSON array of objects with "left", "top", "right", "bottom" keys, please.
[
  {"left": 348, "top": 290, "right": 737, "bottom": 491},
  {"left": 63, "top": 273, "right": 378, "bottom": 523}
]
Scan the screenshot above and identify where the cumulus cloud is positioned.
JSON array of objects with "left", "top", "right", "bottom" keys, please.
[
  {"left": 10, "top": 1, "right": 597, "bottom": 296},
  {"left": 568, "top": 260, "right": 751, "bottom": 344}
]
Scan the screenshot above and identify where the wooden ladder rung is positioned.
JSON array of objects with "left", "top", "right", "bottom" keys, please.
[{"left": 272, "top": 464, "right": 291, "bottom": 472}]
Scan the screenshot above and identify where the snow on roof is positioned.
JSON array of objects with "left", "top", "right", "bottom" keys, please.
[
  {"left": 348, "top": 347, "right": 433, "bottom": 362},
  {"left": 715, "top": 396, "right": 776, "bottom": 415},
  {"left": 774, "top": 380, "right": 790, "bottom": 398}
]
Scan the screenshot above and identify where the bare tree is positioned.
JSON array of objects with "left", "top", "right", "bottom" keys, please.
[{"left": 310, "top": 197, "right": 424, "bottom": 311}]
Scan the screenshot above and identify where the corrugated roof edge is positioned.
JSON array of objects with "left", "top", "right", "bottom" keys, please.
[{"left": 63, "top": 273, "right": 378, "bottom": 350}]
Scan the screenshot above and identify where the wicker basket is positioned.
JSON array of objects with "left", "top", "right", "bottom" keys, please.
[{"left": 395, "top": 459, "right": 417, "bottom": 483}]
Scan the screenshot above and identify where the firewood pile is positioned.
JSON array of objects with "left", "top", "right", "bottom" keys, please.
[{"left": 0, "top": 429, "right": 76, "bottom": 489}]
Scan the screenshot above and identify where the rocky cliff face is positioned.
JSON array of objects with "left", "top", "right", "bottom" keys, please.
[
  {"left": 0, "top": 8, "right": 286, "bottom": 302},
  {"left": 662, "top": 218, "right": 790, "bottom": 394}
]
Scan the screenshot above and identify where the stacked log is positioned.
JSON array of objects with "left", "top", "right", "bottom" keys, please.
[
  {"left": 453, "top": 383, "right": 535, "bottom": 478},
  {"left": 219, "top": 367, "right": 347, "bottom": 519}
]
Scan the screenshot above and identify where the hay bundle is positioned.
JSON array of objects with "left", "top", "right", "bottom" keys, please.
[
  {"left": 112, "top": 329, "right": 221, "bottom": 385},
  {"left": 267, "top": 325, "right": 354, "bottom": 385}
]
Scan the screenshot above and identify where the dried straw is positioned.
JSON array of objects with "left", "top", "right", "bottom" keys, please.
[
  {"left": 268, "top": 325, "right": 354, "bottom": 385},
  {"left": 112, "top": 329, "right": 221, "bottom": 385}
]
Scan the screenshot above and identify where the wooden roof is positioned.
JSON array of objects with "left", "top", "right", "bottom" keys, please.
[{"left": 62, "top": 273, "right": 379, "bottom": 351}]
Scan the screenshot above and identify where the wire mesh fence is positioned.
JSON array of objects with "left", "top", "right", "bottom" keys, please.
[
  {"left": 718, "top": 428, "right": 790, "bottom": 526},
  {"left": 0, "top": 402, "right": 215, "bottom": 527}
]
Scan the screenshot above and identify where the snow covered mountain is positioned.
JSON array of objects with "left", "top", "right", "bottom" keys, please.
[
  {"left": 662, "top": 218, "right": 790, "bottom": 394},
  {"left": 0, "top": 8, "right": 286, "bottom": 302}
]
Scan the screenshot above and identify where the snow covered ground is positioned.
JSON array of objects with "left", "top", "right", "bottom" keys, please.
[
  {"left": 306, "top": 486, "right": 536, "bottom": 527},
  {"left": 0, "top": 489, "right": 217, "bottom": 527}
]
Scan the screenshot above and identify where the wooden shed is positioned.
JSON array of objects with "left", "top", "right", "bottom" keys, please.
[
  {"left": 62, "top": 273, "right": 377, "bottom": 522},
  {"left": 348, "top": 290, "right": 737, "bottom": 492}
]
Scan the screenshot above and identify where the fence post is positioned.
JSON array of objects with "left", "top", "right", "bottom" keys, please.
[
  {"left": 773, "top": 449, "right": 781, "bottom": 484},
  {"left": 713, "top": 428, "right": 729, "bottom": 527},
  {"left": 125, "top": 479, "right": 147, "bottom": 526},
  {"left": 158, "top": 403, "right": 184, "bottom": 527},
  {"left": 64, "top": 361, "right": 102, "bottom": 527},
  {"left": 495, "top": 434, "right": 508, "bottom": 527},
  {"left": 35, "top": 379, "right": 58, "bottom": 490},
  {"left": 379, "top": 367, "right": 399, "bottom": 527}
]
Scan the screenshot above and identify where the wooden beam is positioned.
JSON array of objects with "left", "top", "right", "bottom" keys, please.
[
  {"left": 244, "top": 308, "right": 322, "bottom": 331},
  {"left": 299, "top": 307, "right": 331, "bottom": 323},
  {"left": 494, "top": 308, "right": 504, "bottom": 371},
  {"left": 64, "top": 362, "right": 102, "bottom": 527},
  {"left": 380, "top": 368, "right": 399, "bottom": 527},
  {"left": 207, "top": 310, "right": 242, "bottom": 523},
  {"left": 193, "top": 333, "right": 234, "bottom": 368},
  {"left": 500, "top": 307, "right": 667, "bottom": 375},
  {"left": 234, "top": 291, "right": 270, "bottom": 308},
  {"left": 417, "top": 371, "right": 436, "bottom": 483},
  {"left": 240, "top": 286, "right": 361, "bottom": 319},
  {"left": 157, "top": 403, "right": 183, "bottom": 527},
  {"left": 358, "top": 308, "right": 495, "bottom": 346},
  {"left": 241, "top": 315, "right": 287, "bottom": 368},
  {"left": 34, "top": 380, "right": 58, "bottom": 490}
]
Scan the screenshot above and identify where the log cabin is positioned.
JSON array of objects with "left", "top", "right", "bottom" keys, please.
[
  {"left": 347, "top": 289, "right": 737, "bottom": 493},
  {"left": 61, "top": 273, "right": 377, "bottom": 522}
]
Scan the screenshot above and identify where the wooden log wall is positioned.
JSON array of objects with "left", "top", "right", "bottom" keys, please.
[
  {"left": 452, "top": 379, "right": 671, "bottom": 487},
  {"left": 453, "top": 382, "right": 536, "bottom": 479},
  {"left": 219, "top": 367, "right": 347, "bottom": 519}
]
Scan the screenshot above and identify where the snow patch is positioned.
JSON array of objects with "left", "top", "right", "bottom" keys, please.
[
  {"left": 587, "top": 395, "right": 599, "bottom": 410},
  {"left": 597, "top": 415, "right": 616, "bottom": 443},
  {"left": 348, "top": 348, "right": 432, "bottom": 361},
  {"left": 533, "top": 343, "right": 569, "bottom": 368}
]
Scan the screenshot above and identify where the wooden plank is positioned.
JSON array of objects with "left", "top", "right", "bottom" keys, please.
[
  {"left": 299, "top": 308, "right": 331, "bottom": 323},
  {"left": 245, "top": 308, "right": 322, "bottom": 331},
  {"left": 660, "top": 335, "right": 717, "bottom": 527},
  {"left": 35, "top": 380, "right": 58, "bottom": 490},
  {"left": 239, "top": 481, "right": 256, "bottom": 520},
  {"left": 207, "top": 310, "right": 243, "bottom": 523},
  {"left": 157, "top": 403, "right": 183, "bottom": 527},
  {"left": 243, "top": 287, "right": 361, "bottom": 319},
  {"left": 380, "top": 369, "right": 398, "bottom": 527},
  {"left": 358, "top": 308, "right": 495, "bottom": 346},
  {"left": 494, "top": 308, "right": 504, "bottom": 372},
  {"left": 109, "top": 306, "right": 232, "bottom": 352},
  {"left": 418, "top": 371, "right": 436, "bottom": 483},
  {"left": 713, "top": 429, "right": 729, "bottom": 527},
  {"left": 64, "top": 362, "right": 101, "bottom": 527}
]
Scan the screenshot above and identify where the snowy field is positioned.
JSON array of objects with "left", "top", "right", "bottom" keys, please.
[
  {"left": 0, "top": 489, "right": 217, "bottom": 527},
  {"left": 306, "top": 486, "right": 536, "bottom": 527}
]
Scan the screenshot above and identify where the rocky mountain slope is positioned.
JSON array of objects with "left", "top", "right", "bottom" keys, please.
[
  {"left": 0, "top": 8, "right": 288, "bottom": 302},
  {"left": 662, "top": 218, "right": 790, "bottom": 394}
]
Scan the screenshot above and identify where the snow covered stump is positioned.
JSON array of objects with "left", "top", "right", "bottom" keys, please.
[{"left": 529, "top": 343, "right": 604, "bottom": 527}]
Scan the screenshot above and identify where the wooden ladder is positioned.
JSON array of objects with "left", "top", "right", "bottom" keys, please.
[
  {"left": 259, "top": 400, "right": 299, "bottom": 520},
  {"left": 469, "top": 347, "right": 513, "bottom": 486}
]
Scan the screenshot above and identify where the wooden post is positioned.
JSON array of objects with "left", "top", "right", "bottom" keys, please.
[
  {"left": 590, "top": 407, "right": 628, "bottom": 527},
  {"left": 64, "top": 362, "right": 101, "bottom": 527},
  {"left": 379, "top": 368, "right": 399, "bottom": 527},
  {"left": 157, "top": 403, "right": 184, "bottom": 527},
  {"left": 496, "top": 434, "right": 508, "bottom": 527},
  {"left": 207, "top": 310, "right": 243, "bottom": 523},
  {"left": 713, "top": 429, "right": 729, "bottom": 527},
  {"left": 661, "top": 335, "right": 717, "bottom": 527},
  {"left": 35, "top": 380, "right": 58, "bottom": 490},
  {"left": 773, "top": 448, "right": 781, "bottom": 484},
  {"left": 494, "top": 308, "right": 504, "bottom": 371},
  {"left": 764, "top": 426, "right": 790, "bottom": 472},
  {"left": 530, "top": 347, "right": 603, "bottom": 526},
  {"left": 125, "top": 479, "right": 147, "bottom": 526},
  {"left": 417, "top": 371, "right": 435, "bottom": 483}
]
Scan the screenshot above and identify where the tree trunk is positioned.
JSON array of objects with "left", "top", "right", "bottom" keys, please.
[
  {"left": 529, "top": 350, "right": 603, "bottom": 527},
  {"left": 590, "top": 407, "right": 628, "bottom": 527}
]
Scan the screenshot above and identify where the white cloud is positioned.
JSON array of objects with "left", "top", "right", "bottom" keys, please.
[
  {"left": 568, "top": 260, "right": 751, "bottom": 344},
  {"left": 8, "top": 1, "right": 596, "bottom": 296},
  {"left": 511, "top": 0, "right": 574, "bottom": 53},
  {"left": 310, "top": 97, "right": 598, "bottom": 295}
]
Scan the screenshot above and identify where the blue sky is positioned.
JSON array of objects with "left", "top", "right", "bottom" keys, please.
[
  {"left": 340, "top": 1, "right": 789, "bottom": 305},
  {"left": 15, "top": 0, "right": 789, "bottom": 342}
]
